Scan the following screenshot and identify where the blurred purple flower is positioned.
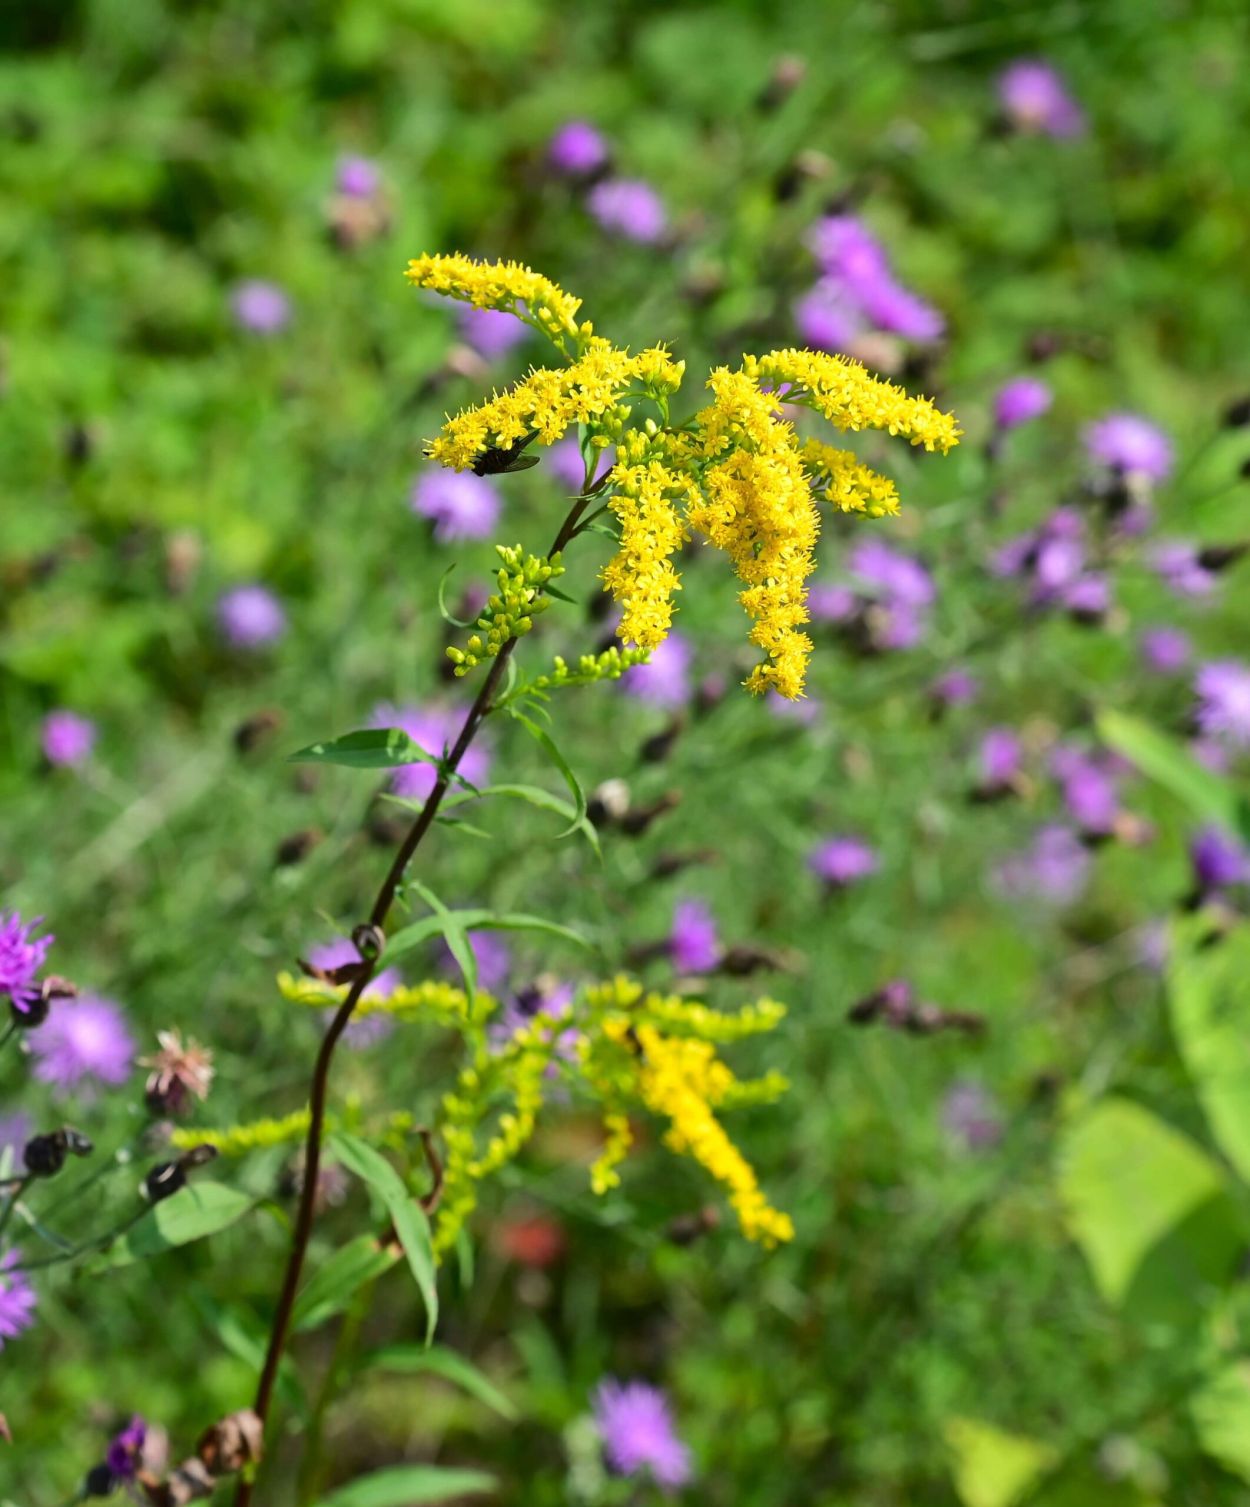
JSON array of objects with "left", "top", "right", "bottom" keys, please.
[
  {"left": 1085, "top": 413, "right": 1173, "bottom": 484},
  {"left": 587, "top": 179, "right": 667, "bottom": 243},
  {"left": 457, "top": 305, "right": 529, "bottom": 359},
  {"left": 307, "top": 938, "right": 400, "bottom": 1048},
  {"left": 231, "top": 280, "right": 290, "bottom": 335},
  {"left": 0, "top": 1249, "right": 36, "bottom": 1349},
  {"left": 856, "top": 276, "right": 945, "bottom": 342},
  {"left": 875, "top": 601, "right": 927, "bottom": 650},
  {"left": 977, "top": 728, "right": 1022, "bottom": 792},
  {"left": 41, "top": 710, "right": 96, "bottom": 769},
  {"left": 809, "top": 835, "right": 878, "bottom": 887},
  {"left": 931, "top": 667, "right": 980, "bottom": 708},
  {"left": 670, "top": 900, "right": 720, "bottom": 974},
  {"left": 794, "top": 281, "right": 864, "bottom": 353},
  {"left": 1195, "top": 660, "right": 1250, "bottom": 747},
  {"left": 808, "top": 582, "right": 858, "bottom": 622},
  {"left": 1150, "top": 540, "right": 1216, "bottom": 599},
  {"left": 490, "top": 980, "right": 577, "bottom": 1058},
  {"left": 1139, "top": 626, "right": 1192, "bottom": 674},
  {"left": 30, "top": 994, "right": 135, "bottom": 1095},
  {"left": 766, "top": 689, "right": 823, "bottom": 724},
  {"left": 0, "top": 1114, "right": 30, "bottom": 1166},
  {"left": 997, "top": 825, "right": 1091, "bottom": 906},
  {"left": 1134, "top": 920, "right": 1170, "bottom": 973},
  {"left": 217, "top": 585, "right": 286, "bottom": 648},
  {"left": 942, "top": 1079, "right": 1003, "bottom": 1152},
  {"left": 593, "top": 1378, "right": 692, "bottom": 1490},
  {"left": 804, "top": 214, "right": 944, "bottom": 343},
  {"left": 994, "top": 376, "right": 1052, "bottom": 430},
  {"left": 548, "top": 120, "right": 609, "bottom": 175},
  {"left": 410, "top": 469, "right": 501, "bottom": 544},
  {"left": 0, "top": 911, "right": 53, "bottom": 1016},
  {"left": 440, "top": 930, "right": 512, "bottom": 994},
  {"left": 549, "top": 436, "right": 614, "bottom": 493},
  {"left": 1062, "top": 573, "right": 1111, "bottom": 619},
  {"left": 336, "top": 155, "right": 380, "bottom": 198},
  {"left": 622, "top": 633, "right": 691, "bottom": 709},
  {"left": 1051, "top": 747, "right": 1119, "bottom": 835},
  {"left": 849, "top": 539, "right": 935, "bottom": 608},
  {"left": 106, "top": 1416, "right": 147, "bottom": 1480},
  {"left": 370, "top": 703, "right": 491, "bottom": 802},
  {"left": 1190, "top": 827, "right": 1250, "bottom": 891},
  {"left": 997, "top": 60, "right": 1085, "bottom": 138},
  {"left": 1191, "top": 737, "right": 1231, "bottom": 773}
]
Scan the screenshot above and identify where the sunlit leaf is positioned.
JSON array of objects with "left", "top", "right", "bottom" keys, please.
[
  {"left": 89, "top": 1182, "right": 253, "bottom": 1271},
  {"left": 311, "top": 1465, "right": 495, "bottom": 1507},
  {"left": 943, "top": 1415, "right": 1056, "bottom": 1507},
  {"left": 1097, "top": 709, "right": 1245, "bottom": 833},
  {"left": 359, "top": 1343, "right": 518, "bottom": 1420},
  {"left": 293, "top": 1234, "right": 399, "bottom": 1332}
]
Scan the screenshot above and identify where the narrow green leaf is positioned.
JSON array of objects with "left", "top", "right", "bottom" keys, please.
[
  {"left": 288, "top": 728, "right": 441, "bottom": 771},
  {"left": 507, "top": 709, "right": 589, "bottom": 842},
  {"left": 293, "top": 1234, "right": 399, "bottom": 1332},
  {"left": 385, "top": 907, "right": 591, "bottom": 967},
  {"left": 437, "top": 564, "right": 476, "bottom": 628},
  {"left": 411, "top": 881, "right": 477, "bottom": 1001},
  {"left": 441, "top": 782, "right": 599, "bottom": 855},
  {"left": 89, "top": 1182, "right": 253, "bottom": 1271},
  {"left": 360, "top": 1343, "right": 518, "bottom": 1420},
  {"left": 312, "top": 1466, "right": 495, "bottom": 1507},
  {"left": 329, "top": 1133, "right": 438, "bottom": 1343},
  {"left": 1097, "top": 708, "right": 1244, "bottom": 831}
]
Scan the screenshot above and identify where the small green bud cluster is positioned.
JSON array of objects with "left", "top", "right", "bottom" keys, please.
[
  {"left": 525, "top": 645, "right": 652, "bottom": 697},
  {"left": 446, "top": 545, "right": 565, "bottom": 676}
]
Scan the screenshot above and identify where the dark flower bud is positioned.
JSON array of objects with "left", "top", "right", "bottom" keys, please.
[
  {"left": 290, "top": 766, "right": 320, "bottom": 796},
  {"left": 718, "top": 943, "right": 795, "bottom": 976},
  {"left": 648, "top": 848, "right": 717, "bottom": 881},
  {"left": 274, "top": 828, "right": 323, "bottom": 866},
  {"left": 1196, "top": 541, "right": 1249, "bottom": 573},
  {"left": 11, "top": 995, "right": 48, "bottom": 1029},
  {"left": 180, "top": 1144, "right": 218, "bottom": 1171},
  {"left": 756, "top": 54, "right": 806, "bottom": 111},
  {"left": 144, "top": 1161, "right": 186, "bottom": 1203},
  {"left": 233, "top": 708, "right": 283, "bottom": 755},
  {"left": 84, "top": 1464, "right": 116, "bottom": 1497},
  {"left": 588, "top": 778, "right": 631, "bottom": 829},
  {"left": 640, "top": 717, "right": 685, "bottom": 763},
  {"left": 1241, "top": 456, "right": 1250, "bottom": 481},
  {"left": 63, "top": 421, "right": 96, "bottom": 468},
  {"left": 1223, "top": 396, "right": 1250, "bottom": 428},
  {"left": 196, "top": 1409, "right": 263, "bottom": 1474},
  {"left": 23, "top": 1133, "right": 68, "bottom": 1178}
]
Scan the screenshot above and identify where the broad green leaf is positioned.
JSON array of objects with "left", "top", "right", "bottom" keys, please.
[
  {"left": 944, "top": 1416, "right": 1056, "bottom": 1507},
  {"left": 288, "top": 728, "right": 442, "bottom": 771},
  {"left": 1191, "top": 1360, "right": 1250, "bottom": 1482},
  {"left": 312, "top": 1466, "right": 495, "bottom": 1507},
  {"left": 1057, "top": 1097, "right": 1245, "bottom": 1322},
  {"left": 1168, "top": 913, "right": 1250, "bottom": 1180},
  {"left": 1097, "top": 709, "right": 1244, "bottom": 832},
  {"left": 329, "top": 1133, "right": 438, "bottom": 1343},
  {"left": 411, "top": 881, "right": 477, "bottom": 1001},
  {"left": 293, "top": 1234, "right": 399, "bottom": 1332},
  {"left": 89, "top": 1182, "right": 253, "bottom": 1270},
  {"left": 360, "top": 1343, "right": 518, "bottom": 1420}
]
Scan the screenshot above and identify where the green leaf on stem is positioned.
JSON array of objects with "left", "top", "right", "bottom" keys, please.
[
  {"left": 436, "top": 564, "right": 476, "bottom": 628},
  {"left": 358, "top": 1343, "right": 519, "bottom": 1420},
  {"left": 410, "top": 881, "right": 477, "bottom": 1001},
  {"left": 288, "top": 729, "right": 441, "bottom": 771},
  {"left": 328, "top": 1133, "right": 438, "bottom": 1344},
  {"left": 1097, "top": 708, "right": 1247, "bottom": 834},
  {"left": 293, "top": 1233, "right": 400, "bottom": 1332},
  {"left": 311, "top": 1466, "right": 495, "bottom": 1507},
  {"left": 506, "top": 708, "right": 592, "bottom": 846},
  {"left": 87, "top": 1182, "right": 254, "bottom": 1271},
  {"left": 443, "top": 781, "right": 601, "bottom": 856},
  {"left": 384, "top": 906, "right": 592, "bottom": 967}
]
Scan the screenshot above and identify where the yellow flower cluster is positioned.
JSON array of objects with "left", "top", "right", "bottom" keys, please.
[
  {"left": 800, "top": 438, "right": 900, "bottom": 516},
  {"left": 405, "top": 253, "right": 589, "bottom": 350},
  {"left": 602, "top": 454, "right": 696, "bottom": 650},
  {"left": 519, "top": 645, "right": 652, "bottom": 699},
  {"left": 277, "top": 970, "right": 497, "bottom": 1029}
]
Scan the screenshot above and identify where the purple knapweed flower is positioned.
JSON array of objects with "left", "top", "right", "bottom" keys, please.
[
  {"left": 336, "top": 155, "right": 380, "bottom": 198},
  {"left": 997, "top": 60, "right": 1085, "bottom": 138},
  {"left": 41, "top": 710, "right": 96, "bottom": 769},
  {"left": 1195, "top": 660, "right": 1250, "bottom": 748},
  {"left": 490, "top": 980, "right": 578, "bottom": 1061},
  {"left": 587, "top": 179, "right": 667, "bottom": 243},
  {"left": 457, "top": 305, "right": 529, "bottom": 360},
  {"left": 106, "top": 1416, "right": 147, "bottom": 1480},
  {"left": 670, "top": 900, "right": 720, "bottom": 974},
  {"left": 1139, "top": 626, "right": 1191, "bottom": 675},
  {"left": 548, "top": 120, "right": 609, "bottom": 176},
  {"left": 439, "top": 930, "right": 512, "bottom": 994},
  {"left": 29, "top": 994, "right": 135, "bottom": 1095},
  {"left": 1061, "top": 573, "right": 1110, "bottom": 620},
  {"left": 930, "top": 667, "right": 979, "bottom": 709},
  {"left": 370, "top": 703, "right": 491, "bottom": 803},
  {"left": 0, "top": 911, "right": 53, "bottom": 1015},
  {"left": 0, "top": 1250, "right": 36, "bottom": 1349},
  {"left": 942, "top": 1079, "right": 1003, "bottom": 1152},
  {"left": 805, "top": 214, "right": 944, "bottom": 342},
  {"left": 808, "top": 582, "right": 858, "bottom": 623},
  {"left": 1150, "top": 540, "right": 1217, "bottom": 599},
  {"left": 410, "top": 469, "right": 501, "bottom": 544},
  {"left": 977, "top": 728, "right": 1022, "bottom": 793},
  {"left": 849, "top": 539, "right": 935, "bottom": 608},
  {"left": 809, "top": 835, "right": 878, "bottom": 888},
  {"left": 993, "top": 376, "right": 1052, "bottom": 430},
  {"left": 856, "top": 276, "right": 945, "bottom": 342},
  {"left": 217, "top": 585, "right": 287, "bottom": 648},
  {"left": 1051, "top": 747, "right": 1119, "bottom": 835},
  {"left": 593, "top": 1379, "right": 692, "bottom": 1490},
  {"left": 307, "top": 938, "right": 401, "bottom": 1049},
  {"left": 1085, "top": 413, "right": 1173, "bottom": 484},
  {"left": 1190, "top": 826, "right": 1250, "bottom": 892},
  {"left": 793, "top": 281, "right": 864, "bottom": 353},
  {"left": 622, "top": 633, "right": 692, "bottom": 709},
  {"left": 230, "top": 279, "right": 290, "bottom": 335},
  {"left": 997, "top": 825, "right": 1091, "bottom": 906}
]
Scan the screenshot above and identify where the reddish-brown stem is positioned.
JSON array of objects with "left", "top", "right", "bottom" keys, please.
[{"left": 235, "top": 492, "right": 591, "bottom": 1505}]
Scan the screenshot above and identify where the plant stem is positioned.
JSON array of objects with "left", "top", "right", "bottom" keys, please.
[
  {"left": 0, "top": 1176, "right": 29, "bottom": 1243},
  {"left": 235, "top": 492, "right": 592, "bottom": 1506}
]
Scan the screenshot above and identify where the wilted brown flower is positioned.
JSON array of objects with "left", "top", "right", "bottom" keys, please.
[{"left": 140, "top": 1031, "right": 215, "bottom": 1117}]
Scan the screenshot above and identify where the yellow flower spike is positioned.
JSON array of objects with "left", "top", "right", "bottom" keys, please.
[
  {"left": 404, "top": 253, "right": 587, "bottom": 349},
  {"left": 590, "top": 1110, "right": 633, "bottom": 1194},
  {"left": 800, "top": 438, "right": 901, "bottom": 517},
  {"left": 170, "top": 1109, "right": 313, "bottom": 1157},
  {"left": 277, "top": 971, "right": 497, "bottom": 1029},
  {"left": 601, "top": 459, "right": 692, "bottom": 651}
]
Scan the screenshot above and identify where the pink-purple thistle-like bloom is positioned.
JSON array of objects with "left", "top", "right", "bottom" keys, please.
[
  {"left": 106, "top": 1416, "right": 147, "bottom": 1480},
  {"left": 41, "top": 709, "right": 97, "bottom": 769},
  {"left": 942, "top": 1079, "right": 1003, "bottom": 1152},
  {"left": 457, "top": 304, "right": 529, "bottom": 360},
  {"left": 803, "top": 214, "right": 944, "bottom": 344},
  {"left": 1150, "top": 540, "right": 1217, "bottom": 600},
  {"left": 849, "top": 539, "right": 935, "bottom": 608},
  {"left": 230, "top": 279, "right": 291, "bottom": 335},
  {"left": 593, "top": 1379, "right": 692, "bottom": 1490},
  {"left": 0, "top": 1249, "right": 36, "bottom": 1349},
  {"left": 370, "top": 703, "right": 491, "bottom": 802},
  {"left": 587, "top": 178, "right": 667, "bottom": 244},
  {"left": 808, "top": 582, "right": 858, "bottom": 623},
  {"left": 1085, "top": 413, "right": 1173, "bottom": 484},
  {"left": 1139, "top": 626, "right": 1192, "bottom": 675},
  {"left": 1051, "top": 747, "right": 1120, "bottom": 836},
  {"left": 993, "top": 376, "right": 1052, "bottom": 430},
  {"left": 0, "top": 911, "right": 53, "bottom": 1015},
  {"left": 1195, "top": 660, "right": 1250, "bottom": 748},
  {"left": 809, "top": 835, "right": 878, "bottom": 888},
  {"left": 29, "top": 995, "right": 135, "bottom": 1094},
  {"left": 548, "top": 120, "right": 610, "bottom": 176},
  {"left": 793, "top": 281, "right": 864, "bottom": 354},
  {"left": 217, "top": 585, "right": 287, "bottom": 648},
  {"left": 307, "top": 938, "right": 401, "bottom": 1048},
  {"left": 977, "top": 728, "right": 1022, "bottom": 793},
  {"left": 622, "top": 632, "right": 692, "bottom": 709},
  {"left": 997, "top": 60, "right": 1085, "bottom": 138},
  {"left": 997, "top": 825, "right": 1091, "bottom": 906},
  {"left": 336, "top": 155, "right": 380, "bottom": 198},
  {"left": 1190, "top": 827, "right": 1250, "bottom": 892},
  {"left": 670, "top": 899, "right": 721, "bottom": 974},
  {"left": 930, "top": 667, "right": 980, "bottom": 709},
  {"left": 410, "top": 469, "right": 501, "bottom": 543}
]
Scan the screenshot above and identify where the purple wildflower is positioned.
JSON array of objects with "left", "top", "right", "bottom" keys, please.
[
  {"left": 1134, "top": 920, "right": 1170, "bottom": 973},
  {"left": 587, "top": 179, "right": 667, "bottom": 243},
  {"left": 593, "top": 1379, "right": 692, "bottom": 1490},
  {"left": 1191, "top": 737, "right": 1231, "bottom": 774},
  {"left": 41, "top": 710, "right": 96, "bottom": 769},
  {"left": 457, "top": 305, "right": 529, "bottom": 359},
  {"left": 307, "top": 938, "right": 401, "bottom": 1049},
  {"left": 766, "top": 689, "right": 823, "bottom": 724},
  {"left": 370, "top": 703, "right": 491, "bottom": 802},
  {"left": 622, "top": 633, "right": 692, "bottom": 709},
  {"left": 0, "top": 1250, "right": 36, "bottom": 1349},
  {"left": 993, "top": 376, "right": 1052, "bottom": 430},
  {"left": 230, "top": 280, "right": 290, "bottom": 335},
  {"left": 1150, "top": 540, "right": 1217, "bottom": 599},
  {"left": 490, "top": 980, "right": 578, "bottom": 1058},
  {"left": 30, "top": 995, "right": 134, "bottom": 1095},
  {"left": 977, "top": 728, "right": 1022, "bottom": 792},
  {"left": 793, "top": 281, "right": 863, "bottom": 353},
  {"left": 106, "top": 1416, "right": 147, "bottom": 1480},
  {"left": 1062, "top": 573, "right": 1110, "bottom": 620},
  {"left": 410, "top": 469, "right": 501, "bottom": 544},
  {"left": 942, "top": 1079, "right": 1003, "bottom": 1152},
  {"left": 808, "top": 582, "right": 858, "bottom": 622},
  {"left": 217, "top": 585, "right": 286, "bottom": 648},
  {"left": 809, "top": 835, "right": 878, "bottom": 888},
  {"left": 997, "top": 60, "right": 1085, "bottom": 138},
  {"left": 1139, "top": 626, "right": 1191, "bottom": 675},
  {"left": 336, "top": 155, "right": 381, "bottom": 198},
  {"left": 0, "top": 1115, "right": 30, "bottom": 1168},
  {"left": 1195, "top": 660, "right": 1250, "bottom": 747},
  {"left": 856, "top": 276, "right": 945, "bottom": 342},
  {"left": 548, "top": 120, "right": 609, "bottom": 176},
  {"left": 849, "top": 539, "right": 935, "bottom": 608},
  {"left": 804, "top": 214, "right": 944, "bottom": 343},
  {"left": 0, "top": 911, "right": 53, "bottom": 1015},
  {"left": 930, "top": 668, "right": 980, "bottom": 709},
  {"left": 439, "top": 930, "right": 512, "bottom": 994},
  {"left": 1051, "top": 747, "right": 1119, "bottom": 835},
  {"left": 1190, "top": 827, "right": 1250, "bottom": 892},
  {"left": 1085, "top": 413, "right": 1173, "bottom": 484},
  {"left": 997, "top": 825, "right": 1091, "bottom": 906},
  {"left": 670, "top": 900, "right": 720, "bottom": 974}
]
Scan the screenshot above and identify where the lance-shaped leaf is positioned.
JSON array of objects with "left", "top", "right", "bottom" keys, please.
[
  {"left": 1097, "top": 708, "right": 1246, "bottom": 833},
  {"left": 311, "top": 1465, "right": 495, "bottom": 1507},
  {"left": 88, "top": 1182, "right": 254, "bottom": 1271},
  {"left": 293, "top": 1234, "right": 400, "bottom": 1332}
]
